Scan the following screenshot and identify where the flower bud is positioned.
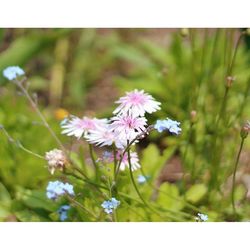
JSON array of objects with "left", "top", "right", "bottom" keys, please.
[
  {"left": 226, "top": 76, "right": 235, "bottom": 88},
  {"left": 45, "top": 149, "right": 67, "bottom": 174},
  {"left": 241, "top": 121, "right": 250, "bottom": 139},
  {"left": 190, "top": 110, "right": 197, "bottom": 123}
]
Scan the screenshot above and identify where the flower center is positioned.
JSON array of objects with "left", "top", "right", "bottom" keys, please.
[{"left": 128, "top": 93, "right": 146, "bottom": 105}]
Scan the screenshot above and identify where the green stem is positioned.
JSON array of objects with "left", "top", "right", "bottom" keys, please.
[
  {"left": 127, "top": 149, "right": 172, "bottom": 220},
  {"left": 15, "top": 78, "right": 66, "bottom": 152},
  {"left": 0, "top": 127, "right": 45, "bottom": 159},
  {"left": 67, "top": 195, "right": 98, "bottom": 220},
  {"left": 231, "top": 137, "right": 245, "bottom": 214},
  {"left": 113, "top": 146, "right": 117, "bottom": 180},
  {"left": 227, "top": 32, "right": 244, "bottom": 76},
  {"left": 88, "top": 144, "right": 100, "bottom": 182}
]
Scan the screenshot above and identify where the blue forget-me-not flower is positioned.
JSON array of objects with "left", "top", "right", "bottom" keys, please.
[
  {"left": 137, "top": 175, "right": 147, "bottom": 184},
  {"left": 46, "top": 181, "right": 75, "bottom": 200},
  {"left": 58, "top": 205, "right": 71, "bottom": 221},
  {"left": 197, "top": 213, "right": 208, "bottom": 222},
  {"left": 101, "top": 197, "right": 120, "bottom": 214},
  {"left": 154, "top": 118, "right": 181, "bottom": 135},
  {"left": 3, "top": 66, "right": 25, "bottom": 81}
]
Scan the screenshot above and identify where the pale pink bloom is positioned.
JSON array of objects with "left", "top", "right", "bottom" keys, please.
[
  {"left": 100, "top": 150, "right": 140, "bottom": 171},
  {"left": 45, "top": 149, "right": 67, "bottom": 175},
  {"left": 117, "top": 150, "right": 141, "bottom": 171},
  {"left": 61, "top": 116, "right": 107, "bottom": 139},
  {"left": 110, "top": 114, "right": 147, "bottom": 143},
  {"left": 113, "top": 89, "right": 161, "bottom": 117},
  {"left": 85, "top": 122, "right": 125, "bottom": 149}
]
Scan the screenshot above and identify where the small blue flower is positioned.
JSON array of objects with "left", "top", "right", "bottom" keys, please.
[
  {"left": 137, "top": 175, "right": 147, "bottom": 184},
  {"left": 197, "top": 213, "right": 208, "bottom": 222},
  {"left": 154, "top": 118, "right": 181, "bottom": 135},
  {"left": 58, "top": 205, "right": 70, "bottom": 221},
  {"left": 101, "top": 197, "right": 120, "bottom": 214},
  {"left": 3, "top": 66, "right": 25, "bottom": 80},
  {"left": 103, "top": 151, "right": 112, "bottom": 159},
  {"left": 46, "top": 181, "right": 75, "bottom": 200}
]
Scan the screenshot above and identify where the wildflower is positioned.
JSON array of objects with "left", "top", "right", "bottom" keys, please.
[
  {"left": 101, "top": 151, "right": 113, "bottom": 163},
  {"left": 85, "top": 122, "right": 125, "bottom": 148},
  {"left": 101, "top": 197, "right": 120, "bottom": 214},
  {"left": 58, "top": 205, "right": 70, "bottom": 221},
  {"left": 154, "top": 118, "right": 181, "bottom": 135},
  {"left": 241, "top": 121, "right": 250, "bottom": 139},
  {"left": 3, "top": 66, "right": 25, "bottom": 81},
  {"left": 116, "top": 150, "right": 141, "bottom": 171},
  {"left": 45, "top": 149, "right": 67, "bottom": 175},
  {"left": 110, "top": 113, "right": 147, "bottom": 143},
  {"left": 46, "top": 181, "right": 75, "bottom": 200},
  {"left": 98, "top": 149, "right": 140, "bottom": 171},
  {"left": 113, "top": 89, "right": 161, "bottom": 117},
  {"left": 137, "top": 175, "right": 147, "bottom": 184},
  {"left": 197, "top": 213, "right": 208, "bottom": 222},
  {"left": 61, "top": 116, "right": 107, "bottom": 139}
]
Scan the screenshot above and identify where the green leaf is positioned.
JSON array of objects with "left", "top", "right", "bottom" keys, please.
[
  {"left": 0, "top": 182, "right": 12, "bottom": 207},
  {"left": 157, "top": 182, "right": 184, "bottom": 211},
  {"left": 16, "top": 188, "right": 57, "bottom": 211},
  {"left": 186, "top": 184, "right": 208, "bottom": 204}
]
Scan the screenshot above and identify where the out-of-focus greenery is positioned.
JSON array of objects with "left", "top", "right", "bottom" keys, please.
[{"left": 0, "top": 28, "right": 250, "bottom": 222}]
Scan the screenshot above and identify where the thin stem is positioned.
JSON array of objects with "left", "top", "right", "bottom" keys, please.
[
  {"left": 227, "top": 32, "right": 244, "bottom": 76},
  {"left": 127, "top": 148, "right": 168, "bottom": 220},
  {"left": 113, "top": 146, "right": 117, "bottom": 180},
  {"left": 67, "top": 195, "right": 98, "bottom": 220},
  {"left": 0, "top": 126, "right": 44, "bottom": 159},
  {"left": 231, "top": 137, "right": 245, "bottom": 214},
  {"left": 66, "top": 170, "right": 109, "bottom": 191},
  {"left": 114, "top": 126, "right": 154, "bottom": 180},
  {"left": 14, "top": 79, "right": 66, "bottom": 151},
  {"left": 88, "top": 144, "right": 100, "bottom": 181}
]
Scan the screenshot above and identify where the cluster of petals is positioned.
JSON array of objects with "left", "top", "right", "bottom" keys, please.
[
  {"left": 45, "top": 149, "right": 67, "bottom": 175},
  {"left": 113, "top": 89, "right": 161, "bottom": 117},
  {"left": 110, "top": 114, "right": 147, "bottom": 144},
  {"left": 154, "top": 118, "right": 181, "bottom": 135},
  {"left": 101, "top": 197, "right": 120, "bottom": 214},
  {"left": 61, "top": 116, "right": 108, "bottom": 139},
  {"left": 85, "top": 121, "right": 125, "bottom": 149},
  {"left": 101, "top": 150, "right": 141, "bottom": 171},
  {"left": 58, "top": 205, "right": 70, "bottom": 221},
  {"left": 3, "top": 66, "right": 25, "bottom": 81},
  {"left": 46, "top": 181, "right": 75, "bottom": 200}
]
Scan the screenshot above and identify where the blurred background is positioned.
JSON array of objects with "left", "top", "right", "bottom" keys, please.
[{"left": 0, "top": 28, "right": 249, "bottom": 221}]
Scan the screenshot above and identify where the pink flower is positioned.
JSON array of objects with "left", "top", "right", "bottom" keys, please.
[
  {"left": 61, "top": 116, "right": 108, "bottom": 139},
  {"left": 113, "top": 89, "right": 161, "bottom": 117},
  {"left": 117, "top": 150, "right": 141, "bottom": 171},
  {"left": 100, "top": 150, "right": 141, "bottom": 171},
  {"left": 110, "top": 113, "right": 147, "bottom": 143},
  {"left": 85, "top": 122, "right": 125, "bottom": 148}
]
